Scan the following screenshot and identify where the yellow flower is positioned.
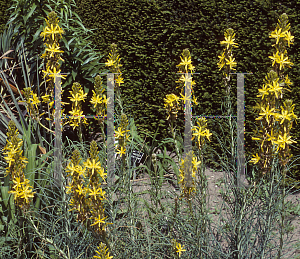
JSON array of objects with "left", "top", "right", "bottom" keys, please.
[
  {"left": 89, "top": 186, "right": 104, "bottom": 200},
  {"left": 115, "top": 75, "right": 124, "bottom": 85},
  {"left": 102, "top": 95, "right": 110, "bottom": 106},
  {"left": 256, "top": 84, "right": 270, "bottom": 100},
  {"left": 192, "top": 156, "right": 201, "bottom": 171},
  {"left": 176, "top": 242, "right": 186, "bottom": 257},
  {"left": 276, "top": 52, "right": 293, "bottom": 70},
  {"left": 277, "top": 106, "right": 294, "bottom": 125},
  {"left": 225, "top": 56, "right": 237, "bottom": 70},
  {"left": 218, "top": 51, "right": 225, "bottom": 63},
  {"left": 255, "top": 106, "right": 277, "bottom": 125},
  {"left": 84, "top": 158, "right": 102, "bottom": 175},
  {"left": 116, "top": 146, "right": 126, "bottom": 157},
  {"left": 12, "top": 177, "right": 22, "bottom": 189},
  {"left": 268, "top": 50, "right": 280, "bottom": 67},
  {"left": 75, "top": 184, "right": 85, "bottom": 196},
  {"left": 269, "top": 28, "right": 286, "bottom": 45},
  {"left": 266, "top": 78, "right": 282, "bottom": 99},
  {"left": 273, "top": 132, "right": 297, "bottom": 150},
  {"left": 220, "top": 35, "right": 238, "bottom": 49},
  {"left": 97, "top": 167, "right": 107, "bottom": 181},
  {"left": 115, "top": 127, "right": 125, "bottom": 139},
  {"left": 68, "top": 92, "right": 86, "bottom": 106},
  {"left": 45, "top": 43, "right": 64, "bottom": 57},
  {"left": 42, "top": 94, "right": 51, "bottom": 103},
  {"left": 46, "top": 67, "right": 67, "bottom": 80},
  {"left": 179, "top": 91, "right": 191, "bottom": 104},
  {"left": 105, "top": 59, "right": 115, "bottom": 67},
  {"left": 90, "top": 92, "right": 103, "bottom": 108},
  {"left": 19, "top": 183, "right": 35, "bottom": 204},
  {"left": 94, "top": 243, "right": 113, "bottom": 259},
  {"left": 284, "top": 74, "right": 293, "bottom": 87},
  {"left": 284, "top": 31, "right": 294, "bottom": 47},
  {"left": 164, "top": 94, "right": 180, "bottom": 107},
  {"left": 217, "top": 60, "right": 226, "bottom": 70},
  {"left": 176, "top": 56, "right": 192, "bottom": 71},
  {"left": 3, "top": 150, "right": 15, "bottom": 167},
  {"left": 29, "top": 94, "right": 41, "bottom": 109},
  {"left": 66, "top": 162, "right": 77, "bottom": 176},
  {"left": 250, "top": 153, "right": 260, "bottom": 164},
  {"left": 90, "top": 214, "right": 108, "bottom": 228}
]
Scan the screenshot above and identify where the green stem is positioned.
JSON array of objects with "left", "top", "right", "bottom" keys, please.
[
  {"left": 277, "top": 167, "right": 286, "bottom": 259},
  {"left": 26, "top": 213, "right": 70, "bottom": 259}
]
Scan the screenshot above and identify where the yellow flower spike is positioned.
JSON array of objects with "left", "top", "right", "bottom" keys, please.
[{"left": 93, "top": 243, "right": 113, "bottom": 259}]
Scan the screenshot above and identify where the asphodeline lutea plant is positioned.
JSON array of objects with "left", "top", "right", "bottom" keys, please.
[
  {"left": 163, "top": 48, "right": 198, "bottom": 161},
  {"left": 90, "top": 75, "right": 110, "bottom": 142},
  {"left": 65, "top": 149, "right": 88, "bottom": 223},
  {"left": 114, "top": 113, "right": 131, "bottom": 169},
  {"left": 38, "top": 11, "right": 68, "bottom": 130},
  {"left": 65, "top": 141, "right": 112, "bottom": 238},
  {"left": 67, "top": 82, "right": 88, "bottom": 142},
  {"left": 217, "top": 28, "right": 239, "bottom": 175},
  {"left": 105, "top": 43, "right": 125, "bottom": 116},
  {"left": 2, "top": 120, "right": 35, "bottom": 213},
  {"left": 178, "top": 150, "right": 201, "bottom": 201},
  {"left": 250, "top": 13, "right": 297, "bottom": 184},
  {"left": 83, "top": 140, "right": 112, "bottom": 236},
  {"left": 171, "top": 239, "right": 186, "bottom": 258}
]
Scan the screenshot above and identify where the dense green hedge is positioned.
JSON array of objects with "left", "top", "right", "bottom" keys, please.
[
  {"left": 74, "top": 0, "right": 300, "bottom": 187},
  {"left": 0, "top": 0, "right": 12, "bottom": 34}
]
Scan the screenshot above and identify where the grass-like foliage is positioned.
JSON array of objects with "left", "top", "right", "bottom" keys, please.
[{"left": 1, "top": 11, "right": 300, "bottom": 259}]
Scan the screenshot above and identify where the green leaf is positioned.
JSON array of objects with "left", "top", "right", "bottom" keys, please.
[{"left": 24, "top": 3, "right": 37, "bottom": 24}]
